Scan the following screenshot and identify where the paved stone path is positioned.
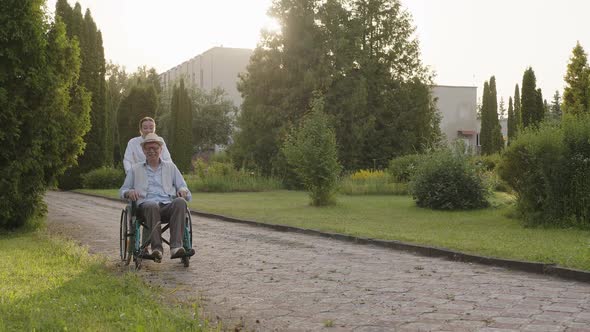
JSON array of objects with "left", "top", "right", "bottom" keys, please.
[{"left": 44, "top": 191, "right": 590, "bottom": 332}]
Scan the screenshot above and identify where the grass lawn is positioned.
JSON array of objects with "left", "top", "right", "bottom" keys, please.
[
  {"left": 0, "top": 227, "right": 215, "bottom": 331},
  {"left": 78, "top": 189, "right": 590, "bottom": 272}
]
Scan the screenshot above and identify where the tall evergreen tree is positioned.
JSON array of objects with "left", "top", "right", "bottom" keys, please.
[
  {"left": 480, "top": 77, "right": 503, "bottom": 155},
  {"left": 513, "top": 84, "right": 521, "bottom": 132},
  {"left": 106, "top": 62, "right": 129, "bottom": 164},
  {"left": 562, "top": 41, "right": 589, "bottom": 115},
  {"left": 507, "top": 97, "right": 516, "bottom": 143},
  {"left": 55, "top": 1, "right": 107, "bottom": 187},
  {"left": 0, "top": 0, "right": 90, "bottom": 228},
  {"left": 521, "top": 67, "right": 544, "bottom": 129},
  {"left": 549, "top": 90, "right": 562, "bottom": 121},
  {"left": 169, "top": 79, "right": 193, "bottom": 173},
  {"left": 117, "top": 84, "right": 157, "bottom": 156}
]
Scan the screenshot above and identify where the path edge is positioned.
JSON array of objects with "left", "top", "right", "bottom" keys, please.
[{"left": 71, "top": 190, "right": 590, "bottom": 283}]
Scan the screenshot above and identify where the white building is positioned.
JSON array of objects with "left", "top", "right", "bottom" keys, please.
[
  {"left": 159, "top": 47, "right": 253, "bottom": 107},
  {"left": 431, "top": 85, "right": 479, "bottom": 149}
]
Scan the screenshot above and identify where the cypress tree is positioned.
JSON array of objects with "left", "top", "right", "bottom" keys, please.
[
  {"left": 513, "top": 84, "right": 521, "bottom": 132},
  {"left": 0, "top": 0, "right": 90, "bottom": 228},
  {"left": 521, "top": 67, "right": 542, "bottom": 129},
  {"left": 480, "top": 76, "right": 503, "bottom": 154},
  {"left": 55, "top": 2, "right": 107, "bottom": 188},
  {"left": 507, "top": 97, "right": 516, "bottom": 143},
  {"left": 169, "top": 79, "right": 193, "bottom": 173},
  {"left": 117, "top": 84, "right": 157, "bottom": 154}
]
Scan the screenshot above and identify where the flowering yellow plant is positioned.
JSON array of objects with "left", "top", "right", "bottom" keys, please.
[{"left": 350, "top": 169, "right": 386, "bottom": 181}]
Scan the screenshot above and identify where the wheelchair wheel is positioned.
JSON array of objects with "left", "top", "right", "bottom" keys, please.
[
  {"left": 119, "top": 208, "right": 132, "bottom": 265},
  {"left": 181, "top": 209, "right": 193, "bottom": 268}
]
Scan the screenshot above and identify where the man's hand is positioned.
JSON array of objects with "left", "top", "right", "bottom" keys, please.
[
  {"left": 126, "top": 189, "right": 139, "bottom": 201},
  {"left": 177, "top": 189, "right": 188, "bottom": 199}
]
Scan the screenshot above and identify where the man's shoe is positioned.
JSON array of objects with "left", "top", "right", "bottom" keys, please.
[
  {"left": 152, "top": 249, "right": 162, "bottom": 263},
  {"left": 170, "top": 247, "right": 185, "bottom": 259}
]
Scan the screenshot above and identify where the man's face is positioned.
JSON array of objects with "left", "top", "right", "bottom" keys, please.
[{"left": 142, "top": 142, "right": 161, "bottom": 162}]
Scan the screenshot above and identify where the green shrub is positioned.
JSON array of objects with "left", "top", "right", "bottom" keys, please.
[
  {"left": 410, "top": 147, "right": 489, "bottom": 210},
  {"left": 281, "top": 97, "right": 341, "bottom": 206},
  {"left": 81, "top": 167, "right": 125, "bottom": 189},
  {"left": 387, "top": 154, "right": 425, "bottom": 183},
  {"left": 471, "top": 153, "right": 502, "bottom": 171},
  {"left": 499, "top": 114, "right": 590, "bottom": 228}
]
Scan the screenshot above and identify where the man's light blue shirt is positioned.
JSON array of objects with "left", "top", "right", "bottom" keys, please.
[{"left": 120, "top": 159, "right": 192, "bottom": 206}]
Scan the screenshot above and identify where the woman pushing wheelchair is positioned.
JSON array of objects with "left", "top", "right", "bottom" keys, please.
[{"left": 119, "top": 132, "right": 194, "bottom": 263}]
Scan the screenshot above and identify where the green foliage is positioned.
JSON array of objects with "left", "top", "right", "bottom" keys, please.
[
  {"left": 410, "top": 146, "right": 490, "bottom": 210},
  {"left": 232, "top": 0, "right": 440, "bottom": 174},
  {"left": 186, "top": 160, "right": 282, "bottom": 192},
  {"left": 56, "top": 1, "right": 108, "bottom": 171},
  {"left": 0, "top": 2, "right": 91, "bottom": 228},
  {"left": 521, "top": 67, "right": 544, "bottom": 129},
  {"left": 339, "top": 175, "right": 408, "bottom": 195},
  {"left": 105, "top": 62, "right": 129, "bottom": 165},
  {"left": 499, "top": 113, "right": 590, "bottom": 228},
  {"left": 282, "top": 98, "right": 342, "bottom": 206},
  {"left": 387, "top": 153, "right": 425, "bottom": 183},
  {"left": 169, "top": 79, "right": 193, "bottom": 173},
  {"left": 470, "top": 153, "right": 502, "bottom": 172},
  {"left": 117, "top": 84, "right": 157, "bottom": 150},
  {"left": 548, "top": 90, "right": 562, "bottom": 122},
  {"left": 81, "top": 167, "right": 125, "bottom": 189},
  {"left": 507, "top": 97, "right": 516, "bottom": 143},
  {"left": 562, "top": 42, "right": 589, "bottom": 115},
  {"left": 480, "top": 77, "right": 504, "bottom": 154},
  {"left": 190, "top": 87, "right": 235, "bottom": 151},
  {"left": 513, "top": 84, "right": 522, "bottom": 133}
]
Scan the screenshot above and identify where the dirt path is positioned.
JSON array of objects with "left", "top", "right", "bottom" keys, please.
[{"left": 44, "top": 191, "right": 590, "bottom": 331}]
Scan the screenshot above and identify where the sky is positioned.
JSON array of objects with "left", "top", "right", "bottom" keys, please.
[{"left": 45, "top": 0, "right": 590, "bottom": 106}]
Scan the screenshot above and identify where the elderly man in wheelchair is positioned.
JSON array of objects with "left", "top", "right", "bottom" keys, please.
[{"left": 119, "top": 132, "right": 194, "bottom": 269}]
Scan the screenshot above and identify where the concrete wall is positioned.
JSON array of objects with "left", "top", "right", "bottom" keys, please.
[
  {"left": 160, "top": 47, "right": 253, "bottom": 108},
  {"left": 431, "top": 85, "right": 478, "bottom": 149}
]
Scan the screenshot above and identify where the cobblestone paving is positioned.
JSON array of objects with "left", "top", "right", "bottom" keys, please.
[{"left": 45, "top": 191, "right": 590, "bottom": 331}]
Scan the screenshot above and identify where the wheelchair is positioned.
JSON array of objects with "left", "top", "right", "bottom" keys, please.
[{"left": 119, "top": 200, "right": 194, "bottom": 270}]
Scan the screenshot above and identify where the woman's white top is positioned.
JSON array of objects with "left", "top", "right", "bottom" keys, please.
[{"left": 123, "top": 136, "right": 172, "bottom": 173}]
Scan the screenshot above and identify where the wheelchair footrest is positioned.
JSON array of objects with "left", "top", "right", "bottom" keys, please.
[{"left": 137, "top": 252, "right": 161, "bottom": 262}]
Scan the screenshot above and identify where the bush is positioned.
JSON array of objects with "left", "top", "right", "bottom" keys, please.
[
  {"left": 81, "top": 167, "right": 125, "bottom": 189},
  {"left": 387, "top": 154, "right": 425, "bottom": 183},
  {"left": 281, "top": 97, "right": 341, "bottom": 206},
  {"left": 499, "top": 114, "right": 590, "bottom": 228},
  {"left": 410, "top": 147, "right": 489, "bottom": 210},
  {"left": 470, "top": 153, "right": 502, "bottom": 171}
]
